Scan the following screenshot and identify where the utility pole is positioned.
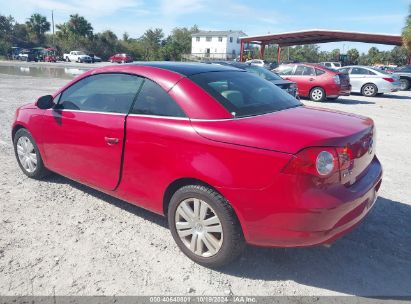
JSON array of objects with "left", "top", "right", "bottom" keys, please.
[{"left": 51, "top": 10, "right": 55, "bottom": 47}]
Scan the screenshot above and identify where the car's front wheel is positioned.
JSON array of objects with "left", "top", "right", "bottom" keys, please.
[
  {"left": 168, "top": 185, "right": 245, "bottom": 268},
  {"left": 13, "top": 128, "right": 49, "bottom": 179}
]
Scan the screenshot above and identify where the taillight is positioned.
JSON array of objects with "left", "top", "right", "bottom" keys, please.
[
  {"left": 333, "top": 75, "right": 340, "bottom": 85},
  {"left": 383, "top": 77, "right": 395, "bottom": 82},
  {"left": 283, "top": 147, "right": 338, "bottom": 177},
  {"left": 283, "top": 146, "right": 353, "bottom": 181}
]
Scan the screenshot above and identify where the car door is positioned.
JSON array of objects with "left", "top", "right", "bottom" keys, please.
[
  {"left": 41, "top": 73, "right": 143, "bottom": 191},
  {"left": 289, "top": 65, "right": 317, "bottom": 97},
  {"left": 116, "top": 78, "right": 190, "bottom": 211},
  {"left": 349, "top": 67, "right": 370, "bottom": 92}
]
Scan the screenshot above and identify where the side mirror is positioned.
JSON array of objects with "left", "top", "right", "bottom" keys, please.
[{"left": 36, "top": 95, "right": 54, "bottom": 109}]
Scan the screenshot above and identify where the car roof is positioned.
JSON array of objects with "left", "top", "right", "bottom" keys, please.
[
  {"left": 130, "top": 62, "right": 243, "bottom": 76},
  {"left": 206, "top": 61, "right": 250, "bottom": 70}
]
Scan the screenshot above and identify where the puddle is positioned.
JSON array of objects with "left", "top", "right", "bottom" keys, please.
[{"left": 0, "top": 65, "right": 88, "bottom": 79}]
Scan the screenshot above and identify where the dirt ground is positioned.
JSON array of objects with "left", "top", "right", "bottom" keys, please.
[{"left": 0, "top": 63, "right": 410, "bottom": 297}]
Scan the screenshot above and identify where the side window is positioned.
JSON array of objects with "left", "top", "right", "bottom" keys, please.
[
  {"left": 302, "top": 66, "right": 315, "bottom": 76},
  {"left": 294, "top": 65, "right": 305, "bottom": 75},
  {"left": 338, "top": 68, "right": 350, "bottom": 74},
  {"left": 325, "top": 63, "right": 331, "bottom": 67},
  {"left": 316, "top": 68, "right": 326, "bottom": 76},
  {"left": 276, "top": 65, "right": 294, "bottom": 76},
  {"left": 58, "top": 74, "right": 143, "bottom": 113},
  {"left": 132, "top": 79, "right": 186, "bottom": 117},
  {"left": 351, "top": 68, "right": 369, "bottom": 75}
]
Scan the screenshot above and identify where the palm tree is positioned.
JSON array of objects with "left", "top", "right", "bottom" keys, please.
[
  {"left": 26, "top": 13, "right": 50, "bottom": 44},
  {"left": 402, "top": 4, "right": 411, "bottom": 63}
]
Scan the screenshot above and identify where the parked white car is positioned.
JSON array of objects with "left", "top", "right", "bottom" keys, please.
[
  {"left": 320, "top": 62, "right": 342, "bottom": 69},
  {"left": 63, "top": 51, "right": 92, "bottom": 63},
  {"left": 338, "top": 65, "right": 401, "bottom": 96},
  {"left": 246, "top": 59, "right": 266, "bottom": 67}
]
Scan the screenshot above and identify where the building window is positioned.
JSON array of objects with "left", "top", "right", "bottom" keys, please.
[
  {"left": 229, "top": 37, "right": 233, "bottom": 43},
  {"left": 218, "top": 36, "right": 223, "bottom": 42},
  {"left": 237, "top": 38, "right": 240, "bottom": 44},
  {"left": 206, "top": 37, "right": 212, "bottom": 42},
  {"left": 196, "top": 37, "right": 200, "bottom": 42}
]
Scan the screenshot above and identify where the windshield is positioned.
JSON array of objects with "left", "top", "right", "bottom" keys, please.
[
  {"left": 189, "top": 71, "right": 302, "bottom": 118},
  {"left": 244, "top": 66, "right": 283, "bottom": 81}
]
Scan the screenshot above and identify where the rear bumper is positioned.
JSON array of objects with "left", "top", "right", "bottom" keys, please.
[
  {"left": 219, "top": 156, "right": 382, "bottom": 247},
  {"left": 378, "top": 82, "right": 401, "bottom": 93},
  {"left": 326, "top": 84, "right": 351, "bottom": 97}
]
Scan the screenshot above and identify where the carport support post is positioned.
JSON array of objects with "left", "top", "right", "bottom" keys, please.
[
  {"left": 240, "top": 40, "right": 245, "bottom": 62},
  {"left": 260, "top": 43, "right": 266, "bottom": 60},
  {"left": 277, "top": 46, "right": 282, "bottom": 64}
]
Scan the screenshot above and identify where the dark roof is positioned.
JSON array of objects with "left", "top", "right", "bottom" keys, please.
[
  {"left": 131, "top": 62, "right": 244, "bottom": 76},
  {"left": 205, "top": 61, "right": 250, "bottom": 70},
  {"left": 240, "top": 29, "right": 402, "bottom": 46}
]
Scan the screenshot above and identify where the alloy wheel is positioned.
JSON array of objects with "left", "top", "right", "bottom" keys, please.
[
  {"left": 175, "top": 198, "right": 223, "bottom": 257},
  {"left": 363, "top": 85, "right": 376, "bottom": 96},
  {"left": 16, "top": 136, "right": 37, "bottom": 173},
  {"left": 311, "top": 89, "right": 323, "bottom": 101}
]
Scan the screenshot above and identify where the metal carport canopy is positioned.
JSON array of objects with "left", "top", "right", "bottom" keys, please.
[{"left": 239, "top": 29, "right": 404, "bottom": 62}]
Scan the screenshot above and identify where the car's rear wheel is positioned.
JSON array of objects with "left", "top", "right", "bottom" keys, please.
[
  {"left": 400, "top": 78, "right": 410, "bottom": 91},
  {"left": 65, "top": 57, "right": 70, "bottom": 62},
  {"left": 13, "top": 128, "right": 49, "bottom": 179},
  {"left": 168, "top": 185, "right": 245, "bottom": 268},
  {"left": 310, "top": 87, "right": 326, "bottom": 102},
  {"left": 361, "top": 83, "right": 378, "bottom": 97}
]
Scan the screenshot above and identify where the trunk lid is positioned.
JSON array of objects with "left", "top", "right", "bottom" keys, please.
[
  {"left": 191, "top": 106, "right": 375, "bottom": 183},
  {"left": 191, "top": 105, "right": 373, "bottom": 154}
]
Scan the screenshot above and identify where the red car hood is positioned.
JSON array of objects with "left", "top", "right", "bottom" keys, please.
[{"left": 191, "top": 106, "right": 373, "bottom": 154}]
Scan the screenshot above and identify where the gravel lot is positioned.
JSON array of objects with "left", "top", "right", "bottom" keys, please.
[{"left": 0, "top": 62, "right": 410, "bottom": 297}]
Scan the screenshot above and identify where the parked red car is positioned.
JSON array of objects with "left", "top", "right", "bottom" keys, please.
[
  {"left": 109, "top": 53, "right": 133, "bottom": 63},
  {"left": 12, "top": 63, "right": 382, "bottom": 267},
  {"left": 275, "top": 63, "right": 351, "bottom": 101}
]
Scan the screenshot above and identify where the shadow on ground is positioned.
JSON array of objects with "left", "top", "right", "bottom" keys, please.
[{"left": 46, "top": 174, "right": 411, "bottom": 296}]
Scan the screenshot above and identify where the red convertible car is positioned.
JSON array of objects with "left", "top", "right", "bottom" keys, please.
[{"left": 12, "top": 63, "right": 382, "bottom": 267}]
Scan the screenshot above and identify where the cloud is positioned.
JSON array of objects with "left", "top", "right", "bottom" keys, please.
[{"left": 160, "top": 0, "right": 205, "bottom": 17}]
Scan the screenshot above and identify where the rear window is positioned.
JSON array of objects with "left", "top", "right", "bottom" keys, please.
[{"left": 189, "top": 71, "right": 302, "bottom": 118}]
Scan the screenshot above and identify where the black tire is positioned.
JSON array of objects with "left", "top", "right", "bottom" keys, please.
[
  {"left": 361, "top": 83, "right": 378, "bottom": 97},
  {"left": 13, "top": 128, "right": 49, "bottom": 179},
  {"left": 168, "top": 185, "right": 245, "bottom": 268},
  {"left": 400, "top": 78, "right": 410, "bottom": 91},
  {"left": 65, "top": 57, "right": 70, "bottom": 62},
  {"left": 309, "top": 87, "right": 326, "bottom": 102}
]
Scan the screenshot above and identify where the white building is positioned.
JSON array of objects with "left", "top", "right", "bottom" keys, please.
[{"left": 191, "top": 30, "right": 247, "bottom": 60}]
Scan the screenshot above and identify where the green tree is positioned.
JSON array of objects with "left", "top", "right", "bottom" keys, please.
[
  {"left": 141, "top": 28, "right": 164, "bottom": 60},
  {"left": 91, "top": 30, "right": 119, "bottom": 60},
  {"left": 26, "top": 13, "right": 50, "bottom": 44},
  {"left": 0, "top": 15, "right": 14, "bottom": 56},
  {"left": 390, "top": 46, "right": 409, "bottom": 66},
  {"left": 347, "top": 48, "right": 359, "bottom": 64},
  {"left": 367, "top": 47, "right": 381, "bottom": 64},
  {"left": 402, "top": 3, "right": 411, "bottom": 53}
]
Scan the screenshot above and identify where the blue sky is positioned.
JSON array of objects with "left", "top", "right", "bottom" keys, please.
[{"left": 1, "top": 0, "right": 409, "bottom": 53}]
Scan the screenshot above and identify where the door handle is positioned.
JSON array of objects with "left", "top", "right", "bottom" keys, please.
[
  {"left": 309, "top": 78, "right": 315, "bottom": 81},
  {"left": 104, "top": 137, "right": 119, "bottom": 145}
]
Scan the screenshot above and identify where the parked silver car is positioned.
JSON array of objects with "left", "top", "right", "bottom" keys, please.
[{"left": 338, "top": 65, "right": 401, "bottom": 97}]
